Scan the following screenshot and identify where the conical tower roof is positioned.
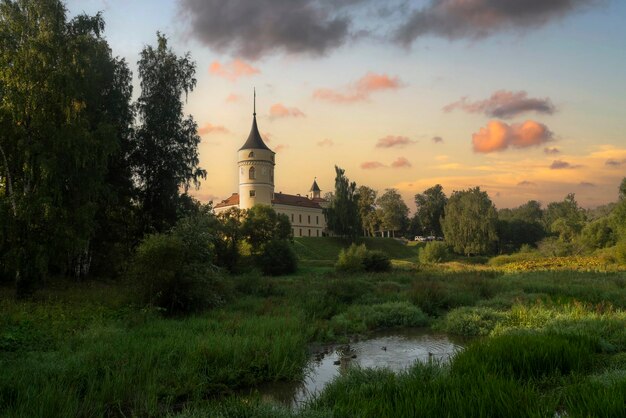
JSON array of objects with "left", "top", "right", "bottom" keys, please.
[
  {"left": 239, "top": 115, "right": 272, "bottom": 151},
  {"left": 309, "top": 178, "right": 321, "bottom": 192},
  {"left": 239, "top": 89, "right": 272, "bottom": 152}
]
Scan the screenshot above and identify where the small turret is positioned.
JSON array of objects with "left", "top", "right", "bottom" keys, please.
[{"left": 309, "top": 178, "right": 321, "bottom": 199}]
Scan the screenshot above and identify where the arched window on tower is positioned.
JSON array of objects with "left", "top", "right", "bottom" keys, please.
[
  {"left": 248, "top": 151, "right": 255, "bottom": 158},
  {"left": 249, "top": 167, "right": 256, "bottom": 179}
]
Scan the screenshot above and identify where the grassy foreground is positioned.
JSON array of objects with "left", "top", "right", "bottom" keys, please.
[{"left": 2, "top": 239, "right": 626, "bottom": 417}]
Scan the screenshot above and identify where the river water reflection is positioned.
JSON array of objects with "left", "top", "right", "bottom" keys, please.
[{"left": 254, "top": 328, "right": 466, "bottom": 408}]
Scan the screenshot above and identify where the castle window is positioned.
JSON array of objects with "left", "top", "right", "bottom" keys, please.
[
  {"left": 316, "top": 216, "right": 319, "bottom": 225},
  {"left": 249, "top": 190, "right": 256, "bottom": 197},
  {"left": 316, "top": 230, "right": 319, "bottom": 237},
  {"left": 308, "top": 229, "right": 311, "bottom": 236},
  {"left": 249, "top": 167, "right": 255, "bottom": 179},
  {"left": 299, "top": 228, "right": 302, "bottom": 236},
  {"left": 308, "top": 215, "right": 310, "bottom": 224},
  {"left": 299, "top": 214, "right": 302, "bottom": 223},
  {"left": 291, "top": 214, "right": 294, "bottom": 222},
  {"left": 248, "top": 151, "right": 255, "bottom": 158}
]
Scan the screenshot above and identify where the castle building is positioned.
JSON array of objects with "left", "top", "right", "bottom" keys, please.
[{"left": 214, "top": 104, "right": 328, "bottom": 237}]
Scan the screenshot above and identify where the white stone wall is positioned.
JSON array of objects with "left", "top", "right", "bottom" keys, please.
[
  {"left": 273, "top": 204, "right": 326, "bottom": 237},
  {"left": 238, "top": 148, "right": 275, "bottom": 209}
]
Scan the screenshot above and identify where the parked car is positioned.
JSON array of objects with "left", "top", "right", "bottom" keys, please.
[{"left": 415, "top": 236, "right": 427, "bottom": 242}]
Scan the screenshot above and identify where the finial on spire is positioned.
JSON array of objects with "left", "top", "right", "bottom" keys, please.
[{"left": 253, "top": 87, "right": 256, "bottom": 116}]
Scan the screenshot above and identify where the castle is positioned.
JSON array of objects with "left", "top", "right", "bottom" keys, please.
[{"left": 214, "top": 103, "right": 328, "bottom": 237}]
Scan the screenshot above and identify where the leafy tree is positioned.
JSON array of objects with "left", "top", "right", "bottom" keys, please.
[
  {"left": 241, "top": 205, "right": 291, "bottom": 254},
  {"left": 414, "top": 184, "right": 448, "bottom": 236},
  {"left": 0, "top": 1, "right": 130, "bottom": 294},
  {"left": 442, "top": 187, "right": 498, "bottom": 256},
  {"left": 497, "top": 200, "right": 546, "bottom": 252},
  {"left": 357, "top": 185, "right": 378, "bottom": 236},
  {"left": 215, "top": 207, "right": 245, "bottom": 272},
  {"left": 133, "top": 33, "right": 206, "bottom": 233},
  {"left": 376, "top": 189, "right": 409, "bottom": 238},
  {"left": 580, "top": 217, "right": 616, "bottom": 250},
  {"left": 544, "top": 194, "right": 586, "bottom": 242},
  {"left": 256, "top": 240, "right": 298, "bottom": 276},
  {"left": 324, "top": 166, "right": 361, "bottom": 239},
  {"left": 611, "top": 177, "right": 626, "bottom": 241}
]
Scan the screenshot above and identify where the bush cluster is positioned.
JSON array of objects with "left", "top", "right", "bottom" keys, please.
[
  {"left": 418, "top": 241, "right": 449, "bottom": 264},
  {"left": 335, "top": 244, "right": 391, "bottom": 273},
  {"left": 255, "top": 240, "right": 298, "bottom": 276}
]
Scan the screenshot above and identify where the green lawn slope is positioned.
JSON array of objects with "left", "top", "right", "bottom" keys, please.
[{"left": 291, "top": 237, "right": 420, "bottom": 263}]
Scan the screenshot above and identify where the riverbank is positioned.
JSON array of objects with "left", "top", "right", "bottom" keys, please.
[{"left": 2, "top": 265, "right": 626, "bottom": 417}]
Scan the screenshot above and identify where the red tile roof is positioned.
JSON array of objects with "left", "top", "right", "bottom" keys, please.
[{"left": 213, "top": 192, "right": 327, "bottom": 209}]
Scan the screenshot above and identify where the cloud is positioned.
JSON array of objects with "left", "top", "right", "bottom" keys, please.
[
  {"left": 317, "top": 138, "right": 334, "bottom": 147},
  {"left": 209, "top": 59, "right": 260, "bottom": 81},
  {"left": 432, "top": 136, "right": 444, "bottom": 143},
  {"left": 391, "top": 157, "right": 412, "bottom": 168},
  {"left": 261, "top": 132, "right": 273, "bottom": 142},
  {"left": 550, "top": 160, "right": 580, "bottom": 170},
  {"left": 198, "top": 123, "right": 229, "bottom": 136},
  {"left": 225, "top": 93, "right": 241, "bottom": 103},
  {"left": 376, "top": 135, "right": 416, "bottom": 148},
  {"left": 579, "top": 182, "right": 595, "bottom": 187},
  {"left": 472, "top": 120, "right": 553, "bottom": 153},
  {"left": 313, "top": 72, "right": 403, "bottom": 103},
  {"left": 394, "top": 0, "right": 600, "bottom": 46},
  {"left": 274, "top": 144, "right": 289, "bottom": 153},
  {"left": 361, "top": 161, "right": 386, "bottom": 169},
  {"left": 544, "top": 147, "right": 560, "bottom": 155},
  {"left": 606, "top": 158, "right": 626, "bottom": 167},
  {"left": 517, "top": 180, "right": 536, "bottom": 187},
  {"left": 269, "top": 103, "right": 306, "bottom": 119},
  {"left": 179, "top": 0, "right": 352, "bottom": 59},
  {"left": 444, "top": 90, "right": 556, "bottom": 119}
]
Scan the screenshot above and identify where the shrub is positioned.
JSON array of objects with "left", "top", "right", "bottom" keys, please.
[
  {"left": 335, "top": 243, "right": 368, "bottom": 272},
  {"left": 409, "top": 279, "right": 478, "bottom": 316},
  {"left": 329, "top": 302, "right": 429, "bottom": 335},
  {"left": 418, "top": 241, "right": 449, "bottom": 264},
  {"left": 362, "top": 250, "right": 391, "bottom": 272},
  {"left": 131, "top": 233, "right": 223, "bottom": 315},
  {"left": 616, "top": 240, "right": 626, "bottom": 264},
  {"left": 256, "top": 239, "right": 298, "bottom": 276},
  {"left": 438, "top": 307, "right": 506, "bottom": 336},
  {"left": 335, "top": 244, "right": 391, "bottom": 273}
]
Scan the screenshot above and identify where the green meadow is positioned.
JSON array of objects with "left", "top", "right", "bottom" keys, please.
[{"left": 2, "top": 237, "right": 626, "bottom": 417}]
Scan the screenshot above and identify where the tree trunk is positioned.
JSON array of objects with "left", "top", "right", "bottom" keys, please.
[{"left": 0, "top": 142, "right": 17, "bottom": 216}]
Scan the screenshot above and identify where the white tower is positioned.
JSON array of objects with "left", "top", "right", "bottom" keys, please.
[{"left": 238, "top": 91, "right": 275, "bottom": 209}]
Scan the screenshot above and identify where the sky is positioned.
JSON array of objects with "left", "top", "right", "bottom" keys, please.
[{"left": 65, "top": 0, "right": 626, "bottom": 212}]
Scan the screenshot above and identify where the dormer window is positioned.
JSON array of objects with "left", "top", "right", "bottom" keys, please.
[
  {"left": 248, "top": 151, "right": 255, "bottom": 158},
  {"left": 249, "top": 167, "right": 255, "bottom": 179},
  {"left": 249, "top": 190, "right": 256, "bottom": 197}
]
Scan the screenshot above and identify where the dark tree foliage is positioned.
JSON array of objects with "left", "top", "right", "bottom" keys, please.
[
  {"left": 241, "top": 205, "right": 291, "bottom": 254},
  {"left": 414, "top": 184, "right": 448, "bottom": 236},
  {"left": 442, "top": 187, "right": 498, "bottom": 256},
  {"left": 376, "top": 188, "right": 409, "bottom": 238},
  {"left": 324, "top": 166, "right": 361, "bottom": 239},
  {"left": 0, "top": 0, "right": 132, "bottom": 294},
  {"left": 544, "top": 194, "right": 586, "bottom": 242},
  {"left": 134, "top": 33, "right": 206, "bottom": 233},
  {"left": 357, "top": 185, "right": 378, "bottom": 236},
  {"left": 256, "top": 239, "right": 298, "bottom": 276},
  {"left": 497, "top": 200, "right": 546, "bottom": 252},
  {"left": 215, "top": 207, "right": 245, "bottom": 272}
]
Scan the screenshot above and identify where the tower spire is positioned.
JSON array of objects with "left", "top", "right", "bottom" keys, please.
[{"left": 253, "top": 87, "right": 256, "bottom": 116}]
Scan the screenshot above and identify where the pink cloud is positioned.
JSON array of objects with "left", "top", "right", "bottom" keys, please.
[
  {"left": 432, "top": 136, "right": 444, "bottom": 143},
  {"left": 225, "top": 93, "right": 241, "bottom": 103},
  {"left": 376, "top": 135, "right": 416, "bottom": 148},
  {"left": 391, "top": 157, "right": 412, "bottom": 168},
  {"left": 361, "top": 161, "right": 386, "bottom": 170},
  {"left": 318, "top": 138, "right": 334, "bottom": 147},
  {"left": 269, "top": 103, "right": 306, "bottom": 119},
  {"left": 274, "top": 144, "right": 288, "bottom": 153},
  {"left": 517, "top": 181, "right": 536, "bottom": 187},
  {"left": 313, "top": 72, "right": 402, "bottom": 103},
  {"left": 209, "top": 59, "right": 260, "bottom": 81},
  {"left": 472, "top": 120, "right": 553, "bottom": 153},
  {"left": 198, "top": 123, "right": 229, "bottom": 136}
]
